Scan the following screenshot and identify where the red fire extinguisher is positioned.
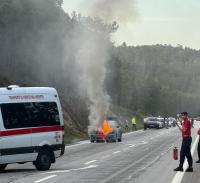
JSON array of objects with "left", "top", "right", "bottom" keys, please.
[{"left": 173, "top": 147, "right": 178, "bottom": 160}]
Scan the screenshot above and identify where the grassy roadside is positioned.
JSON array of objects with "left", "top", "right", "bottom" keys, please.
[{"left": 64, "top": 129, "right": 88, "bottom": 144}]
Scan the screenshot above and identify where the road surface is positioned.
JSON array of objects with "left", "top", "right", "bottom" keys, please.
[{"left": 1, "top": 123, "right": 200, "bottom": 183}]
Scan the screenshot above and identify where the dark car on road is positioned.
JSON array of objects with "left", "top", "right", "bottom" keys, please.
[{"left": 144, "top": 117, "right": 164, "bottom": 130}]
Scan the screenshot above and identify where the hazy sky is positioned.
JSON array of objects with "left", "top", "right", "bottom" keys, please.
[{"left": 63, "top": 0, "right": 200, "bottom": 50}]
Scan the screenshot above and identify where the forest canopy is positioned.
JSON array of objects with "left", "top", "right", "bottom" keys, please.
[{"left": 0, "top": 0, "right": 200, "bottom": 134}]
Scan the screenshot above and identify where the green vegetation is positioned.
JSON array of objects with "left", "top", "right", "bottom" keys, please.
[
  {"left": 107, "top": 45, "right": 200, "bottom": 117},
  {"left": 0, "top": 1, "right": 200, "bottom": 143},
  {"left": 64, "top": 129, "right": 88, "bottom": 144}
]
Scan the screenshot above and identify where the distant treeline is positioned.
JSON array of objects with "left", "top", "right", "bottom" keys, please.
[
  {"left": 107, "top": 44, "right": 200, "bottom": 117},
  {"left": 0, "top": 0, "right": 200, "bottom": 134}
]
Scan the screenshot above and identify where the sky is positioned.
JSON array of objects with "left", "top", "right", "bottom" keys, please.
[{"left": 63, "top": 0, "right": 200, "bottom": 50}]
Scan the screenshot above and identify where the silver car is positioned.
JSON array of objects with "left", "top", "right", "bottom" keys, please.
[{"left": 144, "top": 117, "right": 164, "bottom": 130}]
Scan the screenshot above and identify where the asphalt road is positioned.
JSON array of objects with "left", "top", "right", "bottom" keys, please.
[{"left": 1, "top": 123, "right": 200, "bottom": 183}]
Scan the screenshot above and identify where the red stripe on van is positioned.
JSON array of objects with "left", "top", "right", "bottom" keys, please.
[
  {"left": 31, "top": 126, "right": 64, "bottom": 134},
  {"left": 0, "top": 126, "right": 64, "bottom": 137}
]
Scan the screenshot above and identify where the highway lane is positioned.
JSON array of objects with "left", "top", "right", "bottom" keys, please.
[{"left": 1, "top": 125, "right": 199, "bottom": 183}]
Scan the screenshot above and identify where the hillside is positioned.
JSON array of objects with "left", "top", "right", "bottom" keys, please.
[
  {"left": 1, "top": 1, "right": 200, "bottom": 143},
  {"left": 107, "top": 45, "right": 200, "bottom": 117}
]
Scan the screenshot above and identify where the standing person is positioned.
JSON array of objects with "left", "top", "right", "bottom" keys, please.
[
  {"left": 196, "top": 128, "right": 200, "bottom": 163},
  {"left": 164, "top": 117, "right": 168, "bottom": 129},
  {"left": 125, "top": 120, "right": 129, "bottom": 131},
  {"left": 174, "top": 112, "right": 193, "bottom": 172},
  {"left": 191, "top": 118, "right": 194, "bottom": 128},
  {"left": 163, "top": 117, "right": 166, "bottom": 128},
  {"left": 131, "top": 116, "right": 137, "bottom": 131}
]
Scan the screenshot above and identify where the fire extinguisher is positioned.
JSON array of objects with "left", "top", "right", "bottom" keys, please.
[{"left": 173, "top": 146, "right": 178, "bottom": 160}]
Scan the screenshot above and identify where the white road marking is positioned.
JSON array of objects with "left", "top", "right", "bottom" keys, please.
[
  {"left": 101, "top": 155, "right": 111, "bottom": 159},
  {"left": 171, "top": 135, "right": 199, "bottom": 183},
  {"left": 139, "top": 155, "right": 160, "bottom": 171},
  {"left": 128, "top": 141, "right": 148, "bottom": 148},
  {"left": 135, "top": 141, "right": 148, "bottom": 145},
  {"left": 113, "top": 151, "right": 121, "bottom": 154},
  {"left": 43, "top": 165, "right": 98, "bottom": 174},
  {"left": 84, "top": 160, "right": 97, "bottom": 165},
  {"left": 123, "top": 148, "right": 130, "bottom": 151},
  {"left": 65, "top": 141, "right": 90, "bottom": 148},
  {"left": 124, "top": 130, "right": 143, "bottom": 136},
  {"left": 34, "top": 175, "right": 57, "bottom": 183}
]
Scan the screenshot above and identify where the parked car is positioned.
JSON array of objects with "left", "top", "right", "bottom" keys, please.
[
  {"left": 89, "top": 117, "right": 123, "bottom": 143},
  {"left": 144, "top": 117, "right": 164, "bottom": 130},
  {"left": 157, "top": 117, "right": 166, "bottom": 127},
  {"left": 168, "top": 117, "right": 176, "bottom": 127}
]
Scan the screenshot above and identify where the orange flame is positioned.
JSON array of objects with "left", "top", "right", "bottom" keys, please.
[{"left": 101, "top": 120, "right": 113, "bottom": 135}]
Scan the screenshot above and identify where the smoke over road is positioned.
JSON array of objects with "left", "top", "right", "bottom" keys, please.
[
  {"left": 73, "top": 0, "right": 137, "bottom": 132},
  {"left": 75, "top": 23, "right": 111, "bottom": 133},
  {"left": 80, "top": 0, "right": 138, "bottom": 24}
]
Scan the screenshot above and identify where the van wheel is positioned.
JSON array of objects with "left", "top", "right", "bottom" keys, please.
[
  {"left": 0, "top": 164, "right": 7, "bottom": 171},
  {"left": 35, "top": 149, "right": 51, "bottom": 171}
]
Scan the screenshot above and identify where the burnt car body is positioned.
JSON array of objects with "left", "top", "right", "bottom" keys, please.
[
  {"left": 144, "top": 117, "right": 164, "bottom": 130},
  {"left": 89, "top": 117, "right": 123, "bottom": 143}
]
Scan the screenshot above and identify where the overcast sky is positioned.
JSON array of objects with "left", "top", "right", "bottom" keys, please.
[{"left": 63, "top": 0, "right": 200, "bottom": 50}]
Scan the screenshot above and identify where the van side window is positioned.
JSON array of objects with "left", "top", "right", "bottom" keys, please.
[
  {"left": 28, "top": 102, "right": 60, "bottom": 127},
  {"left": 1, "top": 102, "right": 60, "bottom": 129}
]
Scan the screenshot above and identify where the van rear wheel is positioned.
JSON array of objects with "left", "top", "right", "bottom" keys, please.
[
  {"left": 0, "top": 164, "right": 7, "bottom": 171},
  {"left": 35, "top": 149, "right": 51, "bottom": 171}
]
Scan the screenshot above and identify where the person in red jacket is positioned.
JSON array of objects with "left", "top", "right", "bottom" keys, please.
[
  {"left": 196, "top": 128, "right": 200, "bottom": 163},
  {"left": 174, "top": 112, "right": 193, "bottom": 172}
]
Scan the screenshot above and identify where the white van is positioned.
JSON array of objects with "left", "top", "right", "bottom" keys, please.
[{"left": 0, "top": 86, "right": 65, "bottom": 171}]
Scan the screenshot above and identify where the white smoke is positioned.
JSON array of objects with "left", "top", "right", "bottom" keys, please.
[
  {"left": 71, "top": 0, "right": 137, "bottom": 132},
  {"left": 75, "top": 26, "right": 111, "bottom": 132},
  {"left": 80, "top": 0, "right": 138, "bottom": 24}
]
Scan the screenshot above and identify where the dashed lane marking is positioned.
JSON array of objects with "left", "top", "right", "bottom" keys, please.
[
  {"left": 65, "top": 141, "right": 90, "bottom": 148},
  {"left": 113, "top": 151, "right": 121, "bottom": 154},
  {"left": 34, "top": 175, "right": 57, "bottom": 183},
  {"left": 84, "top": 160, "right": 97, "bottom": 165},
  {"left": 124, "top": 130, "right": 143, "bottom": 136},
  {"left": 123, "top": 148, "right": 129, "bottom": 151},
  {"left": 129, "top": 145, "right": 136, "bottom": 148},
  {"left": 101, "top": 155, "right": 111, "bottom": 159},
  {"left": 128, "top": 141, "right": 148, "bottom": 148},
  {"left": 42, "top": 165, "right": 98, "bottom": 174}
]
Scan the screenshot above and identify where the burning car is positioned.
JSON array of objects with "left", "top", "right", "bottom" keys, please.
[{"left": 89, "top": 118, "right": 123, "bottom": 143}]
